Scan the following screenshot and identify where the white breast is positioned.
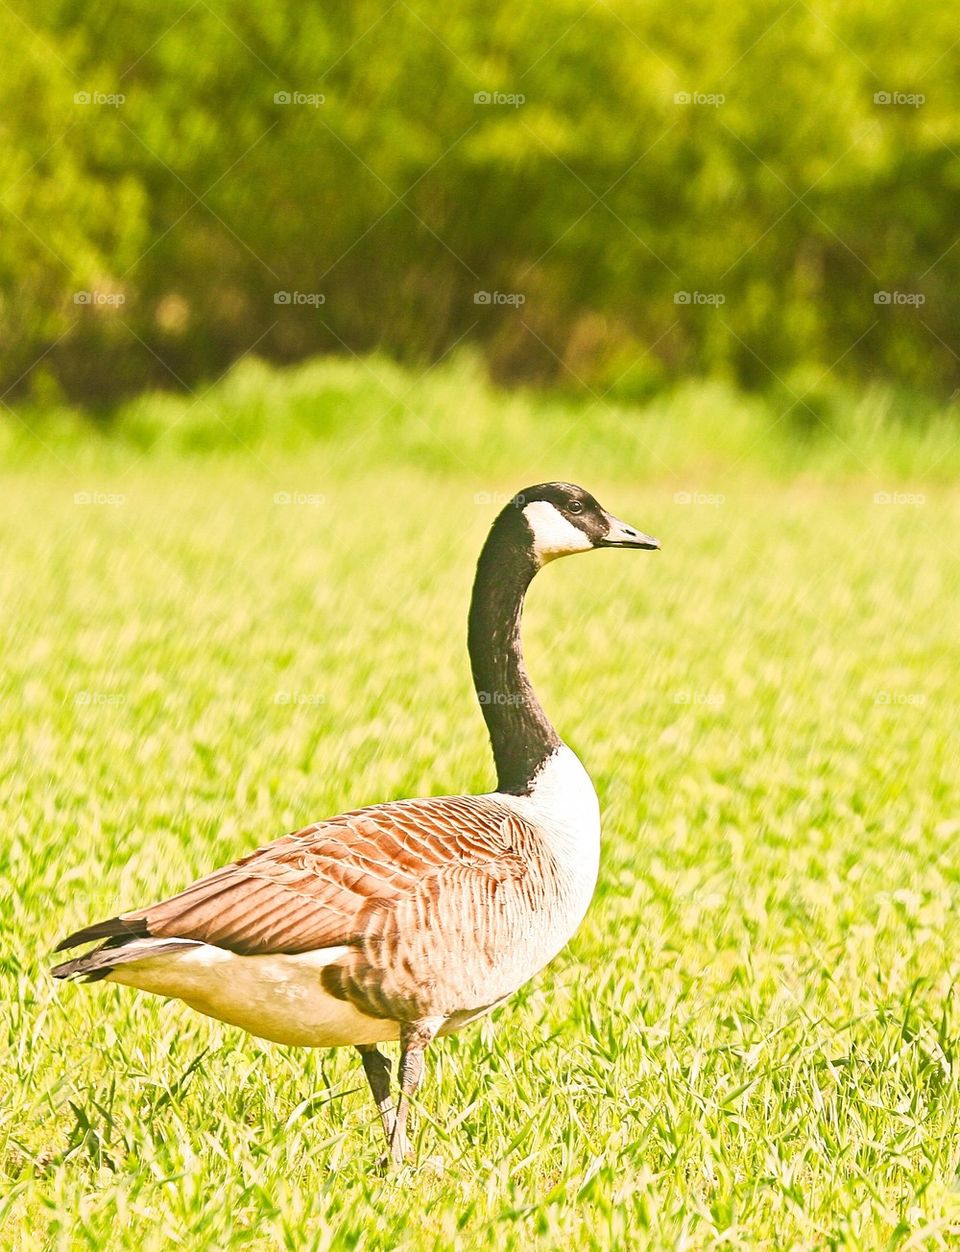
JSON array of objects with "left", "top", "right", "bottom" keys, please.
[{"left": 494, "top": 744, "right": 601, "bottom": 926}]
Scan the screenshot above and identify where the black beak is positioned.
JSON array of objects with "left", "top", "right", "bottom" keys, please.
[{"left": 600, "top": 512, "right": 661, "bottom": 550}]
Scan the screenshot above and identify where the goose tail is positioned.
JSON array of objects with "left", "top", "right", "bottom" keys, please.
[{"left": 51, "top": 936, "right": 201, "bottom": 983}]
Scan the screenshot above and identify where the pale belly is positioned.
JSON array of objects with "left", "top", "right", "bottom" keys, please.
[
  {"left": 107, "top": 943, "right": 516, "bottom": 1047},
  {"left": 108, "top": 944, "right": 400, "bottom": 1047}
]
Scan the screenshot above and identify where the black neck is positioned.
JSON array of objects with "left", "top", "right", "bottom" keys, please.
[{"left": 467, "top": 510, "right": 561, "bottom": 795}]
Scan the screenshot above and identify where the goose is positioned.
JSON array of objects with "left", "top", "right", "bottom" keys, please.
[{"left": 52, "top": 482, "right": 660, "bottom": 1167}]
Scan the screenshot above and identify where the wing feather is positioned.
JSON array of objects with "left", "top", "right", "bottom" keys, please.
[{"left": 61, "top": 797, "right": 536, "bottom": 958}]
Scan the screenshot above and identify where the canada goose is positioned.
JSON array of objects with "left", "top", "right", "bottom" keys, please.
[{"left": 52, "top": 482, "right": 659, "bottom": 1167}]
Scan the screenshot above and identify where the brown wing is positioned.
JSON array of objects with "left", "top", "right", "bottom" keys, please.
[{"left": 105, "top": 795, "right": 531, "bottom": 955}]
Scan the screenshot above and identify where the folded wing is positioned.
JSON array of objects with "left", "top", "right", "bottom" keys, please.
[{"left": 56, "top": 794, "right": 530, "bottom": 959}]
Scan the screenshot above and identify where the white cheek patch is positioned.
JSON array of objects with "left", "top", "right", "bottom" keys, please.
[{"left": 522, "top": 501, "right": 593, "bottom": 563}]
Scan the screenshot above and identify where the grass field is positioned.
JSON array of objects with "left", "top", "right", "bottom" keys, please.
[{"left": 2, "top": 357, "right": 960, "bottom": 1249}]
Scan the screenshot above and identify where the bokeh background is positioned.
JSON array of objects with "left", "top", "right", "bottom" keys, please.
[
  {"left": 4, "top": 5, "right": 960, "bottom": 1250},
  {"left": 3, "top": 1, "right": 960, "bottom": 417}
]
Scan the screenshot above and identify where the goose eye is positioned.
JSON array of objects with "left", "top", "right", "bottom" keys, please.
[{"left": 567, "top": 500, "right": 583, "bottom": 514}]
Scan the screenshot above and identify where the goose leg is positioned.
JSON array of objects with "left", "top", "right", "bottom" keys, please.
[
  {"left": 390, "top": 1020, "right": 440, "bottom": 1168},
  {"left": 357, "top": 1044, "right": 396, "bottom": 1150}
]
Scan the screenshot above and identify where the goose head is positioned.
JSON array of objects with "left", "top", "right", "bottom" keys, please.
[{"left": 511, "top": 482, "right": 660, "bottom": 566}]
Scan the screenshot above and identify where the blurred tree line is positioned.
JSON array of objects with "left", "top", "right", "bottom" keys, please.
[{"left": 2, "top": 0, "right": 959, "bottom": 408}]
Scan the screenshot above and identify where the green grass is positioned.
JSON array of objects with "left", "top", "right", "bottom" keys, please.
[{"left": 2, "top": 358, "right": 960, "bottom": 1248}]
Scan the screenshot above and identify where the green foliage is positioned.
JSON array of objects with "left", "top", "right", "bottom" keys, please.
[
  {"left": 2, "top": 2, "right": 960, "bottom": 403},
  {"left": 2, "top": 374, "right": 960, "bottom": 1246},
  {"left": 5, "top": 352, "right": 960, "bottom": 482}
]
